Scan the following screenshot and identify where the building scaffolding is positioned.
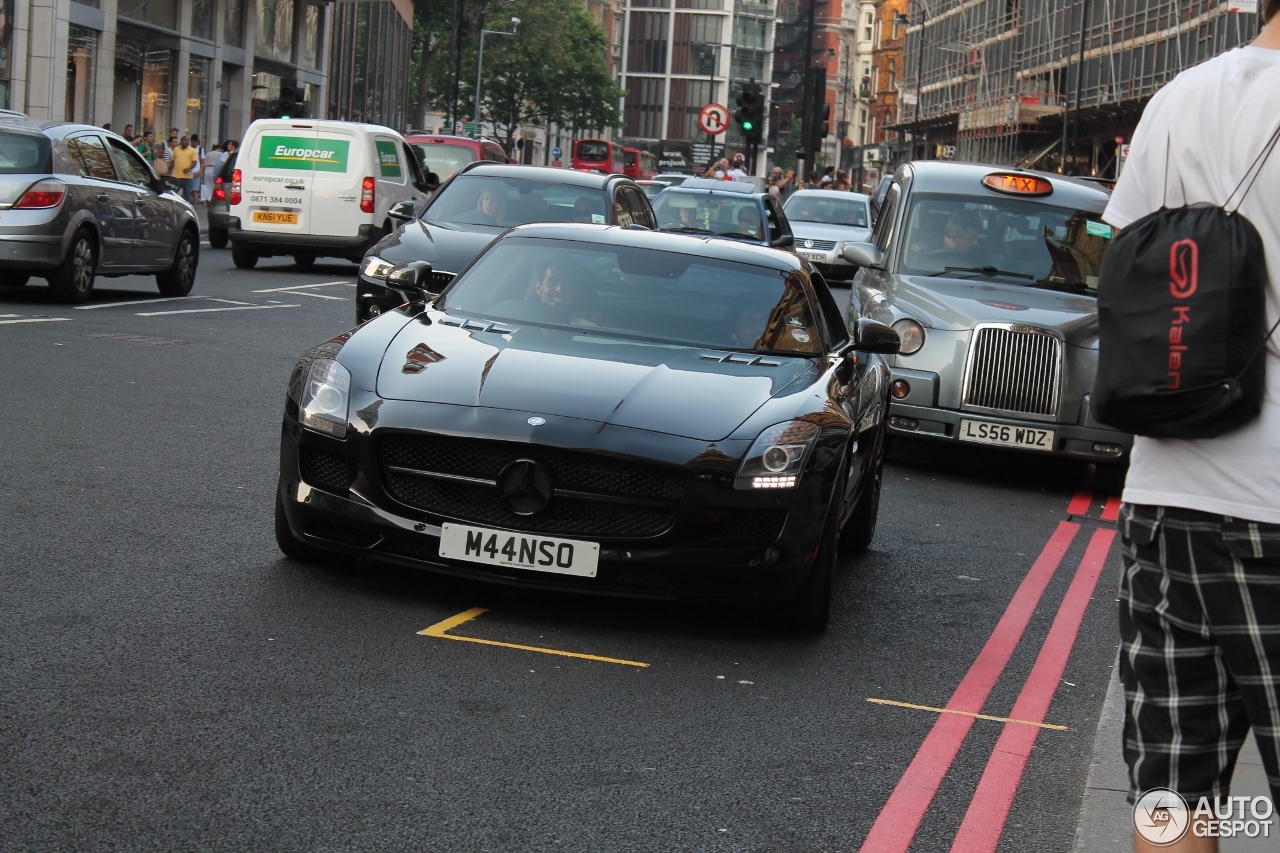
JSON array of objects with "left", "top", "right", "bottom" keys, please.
[{"left": 897, "top": 0, "right": 1261, "bottom": 172}]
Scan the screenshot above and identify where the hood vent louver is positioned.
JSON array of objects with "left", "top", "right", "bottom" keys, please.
[{"left": 699, "top": 351, "right": 782, "bottom": 367}]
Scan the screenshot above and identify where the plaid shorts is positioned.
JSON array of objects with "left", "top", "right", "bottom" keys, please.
[{"left": 1119, "top": 503, "right": 1280, "bottom": 803}]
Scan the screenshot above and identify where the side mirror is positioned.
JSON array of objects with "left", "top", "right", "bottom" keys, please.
[
  {"left": 854, "top": 318, "right": 901, "bottom": 354},
  {"left": 161, "top": 176, "right": 184, "bottom": 193},
  {"left": 387, "top": 261, "right": 438, "bottom": 307},
  {"left": 842, "top": 242, "right": 886, "bottom": 270},
  {"left": 773, "top": 234, "right": 795, "bottom": 248},
  {"left": 388, "top": 200, "right": 418, "bottom": 222}
]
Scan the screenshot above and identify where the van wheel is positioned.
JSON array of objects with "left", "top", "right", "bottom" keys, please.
[
  {"left": 231, "top": 249, "right": 258, "bottom": 269},
  {"left": 156, "top": 229, "right": 198, "bottom": 296},
  {"left": 208, "top": 228, "right": 228, "bottom": 249},
  {"left": 293, "top": 254, "right": 316, "bottom": 268},
  {"left": 48, "top": 228, "right": 97, "bottom": 303}
]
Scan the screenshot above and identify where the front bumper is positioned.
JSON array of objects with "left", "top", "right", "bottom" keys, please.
[
  {"left": 276, "top": 399, "right": 834, "bottom": 603},
  {"left": 227, "top": 217, "right": 382, "bottom": 259}
]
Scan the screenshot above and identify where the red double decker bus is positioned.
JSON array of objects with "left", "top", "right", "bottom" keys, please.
[
  {"left": 572, "top": 139, "right": 624, "bottom": 174},
  {"left": 622, "top": 147, "right": 657, "bottom": 180}
]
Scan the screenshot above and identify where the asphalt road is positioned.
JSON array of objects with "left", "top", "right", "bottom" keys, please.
[{"left": 1, "top": 246, "right": 1127, "bottom": 852}]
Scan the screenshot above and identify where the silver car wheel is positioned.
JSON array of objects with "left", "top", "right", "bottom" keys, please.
[{"left": 72, "top": 237, "right": 94, "bottom": 293}]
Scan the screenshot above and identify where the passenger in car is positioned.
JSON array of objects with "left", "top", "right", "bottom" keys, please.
[
  {"left": 736, "top": 205, "right": 763, "bottom": 237},
  {"left": 474, "top": 188, "right": 503, "bottom": 225}
]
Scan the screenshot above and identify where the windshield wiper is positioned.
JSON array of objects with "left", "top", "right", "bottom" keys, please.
[
  {"left": 927, "top": 265, "right": 1034, "bottom": 280},
  {"left": 715, "top": 232, "right": 760, "bottom": 240},
  {"left": 662, "top": 226, "right": 716, "bottom": 235},
  {"left": 1028, "top": 279, "right": 1096, "bottom": 294}
]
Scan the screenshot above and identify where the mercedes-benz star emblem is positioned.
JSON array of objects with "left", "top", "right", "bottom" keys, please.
[
  {"left": 804, "top": 239, "right": 814, "bottom": 249},
  {"left": 496, "top": 459, "right": 554, "bottom": 516},
  {"left": 527, "top": 416, "right": 545, "bottom": 426}
]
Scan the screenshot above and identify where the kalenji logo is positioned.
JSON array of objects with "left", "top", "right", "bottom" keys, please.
[
  {"left": 1170, "top": 239, "right": 1199, "bottom": 298},
  {"left": 1166, "top": 239, "right": 1199, "bottom": 389}
]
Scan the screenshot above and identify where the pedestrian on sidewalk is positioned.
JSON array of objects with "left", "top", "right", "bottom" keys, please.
[
  {"left": 1104, "top": 5, "right": 1280, "bottom": 851},
  {"left": 171, "top": 136, "right": 200, "bottom": 204}
]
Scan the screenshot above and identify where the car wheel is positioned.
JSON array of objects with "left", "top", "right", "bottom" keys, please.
[
  {"left": 781, "top": 496, "right": 838, "bottom": 631},
  {"left": 841, "top": 434, "right": 884, "bottom": 553},
  {"left": 293, "top": 253, "right": 317, "bottom": 267},
  {"left": 208, "top": 228, "right": 228, "bottom": 249},
  {"left": 231, "top": 248, "right": 258, "bottom": 269},
  {"left": 274, "top": 490, "right": 336, "bottom": 564},
  {"left": 156, "top": 229, "right": 198, "bottom": 296},
  {"left": 48, "top": 228, "right": 97, "bottom": 304}
]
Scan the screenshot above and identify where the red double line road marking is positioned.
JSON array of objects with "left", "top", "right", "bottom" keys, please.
[
  {"left": 857, "top": 522, "right": 1080, "bottom": 853},
  {"left": 948, "top": 527, "right": 1118, "bottom": 853}
]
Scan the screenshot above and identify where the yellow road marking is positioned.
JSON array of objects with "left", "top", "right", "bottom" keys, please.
[
  {"left": 419, "top": 607, "right": 649, "bottom": 668},
  {"left": 866, "top": 697, "right": 1068, "bottom": 731}
]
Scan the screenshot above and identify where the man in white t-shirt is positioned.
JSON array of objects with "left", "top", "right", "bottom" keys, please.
[
  {"left": 727, "top": 153, "right": 748, "bottom": 180},
  {"left": 1104, "top": 5, "right": 1280, "bottom": 849}
]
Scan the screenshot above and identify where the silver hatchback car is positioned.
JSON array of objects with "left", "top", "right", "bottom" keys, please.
[
  {"left": 0, "top": 116, "right": 199, "bottom": 302},
  {"left": 843, "top": 161, "right": 1132, "bottom": 463}
]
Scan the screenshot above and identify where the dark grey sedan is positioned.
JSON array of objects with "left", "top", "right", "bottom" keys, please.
[{"left": 0, "top": 117, "right": 200, "bottom": 302}]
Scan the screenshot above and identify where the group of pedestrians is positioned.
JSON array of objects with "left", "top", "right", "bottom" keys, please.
[{"left": 103, "top": 121, "right": 238, "bottom": 207}]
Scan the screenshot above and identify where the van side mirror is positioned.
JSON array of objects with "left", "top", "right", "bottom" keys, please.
[
  {"left": 388, "top": 200, "right": 418, "bottom": 222},
  {"left": 387, "top": 261, "right": 438, "bottom": 307},
  {"left": 854, "top": 318, "right": 901, "bottom": 354},
  {"left": 842, "top": 242, "right": 886, "bottom": 270}
]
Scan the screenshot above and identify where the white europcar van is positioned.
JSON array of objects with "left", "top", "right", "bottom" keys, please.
[{"left": 227, "top": 119, "right": 429, "bottom": 268}]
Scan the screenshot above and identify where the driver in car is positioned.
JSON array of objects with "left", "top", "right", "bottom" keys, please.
[
  {"left": 474, "top": 188, "right": 503, "bottom": 225},
  {"left": 735, "top": 205, "right": 762, "bottom": 238},
  {"left": 532, "top": 260, "right": 611, "bottom": 326},
  {"left": 937, "top": 210, "right": 982, "bottom": 258}
]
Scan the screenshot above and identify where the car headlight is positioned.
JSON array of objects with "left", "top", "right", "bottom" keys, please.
[
  {"left": 735, "top": 420, "right": 821, "bottom": 490},
  {"left": 362, "top": 255, "right": 395, "bottom": 280},
  {"left": 892, "top": 318, "right": 925, "bottom": 355},
  {"left": 298, "top": 358, "right": 351, "bottom": 438}
]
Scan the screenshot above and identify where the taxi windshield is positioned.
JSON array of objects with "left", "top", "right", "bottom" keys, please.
[
  {"left": 898, "top": 194, "right": 1112, "bottom": 293},
  {"left": 442, "top": 237, "right": 822, "bottom": 355},
  {"left": 425, "top": 176, "right": 608, "bottom": 228},
  {"left": 652, "top": 192, "right": 764, "bottom": 240}
]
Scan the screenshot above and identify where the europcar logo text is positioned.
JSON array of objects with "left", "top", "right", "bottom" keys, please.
[{"left": 259, "top": 136, "right": 350, "bottom": 172}]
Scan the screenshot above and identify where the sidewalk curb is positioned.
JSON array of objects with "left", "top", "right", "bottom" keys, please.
[{"left": 1071, "top": 656, "right": 1132, "bottom": 852}]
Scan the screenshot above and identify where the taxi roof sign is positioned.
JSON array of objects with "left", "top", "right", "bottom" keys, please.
[{"left": 981, "top": 173, "right": 1054, "bottom": 196}]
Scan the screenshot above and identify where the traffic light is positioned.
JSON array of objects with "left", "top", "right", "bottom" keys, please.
[
  {"left": 734, "top": 82, "right": 764, "bottom": 144},
  {"left": 801, "top": 66, "right": 830, "bottom": 153},
  {"left": 279, "top": 79, "right": 301, "bottom": 119}
]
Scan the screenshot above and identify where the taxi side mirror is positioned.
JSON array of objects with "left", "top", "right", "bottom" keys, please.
[
  {"left": 854, "top": 318, "right": 900, "bottom": 354},
  {"left": 843, "top": 242, "right": 886, "bottom": 270}
]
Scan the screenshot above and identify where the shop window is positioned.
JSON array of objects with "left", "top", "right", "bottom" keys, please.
[
  {"left": 191, "top": 0, "right": 213, "bottom": 40},
  {"left": 187, "top": 56, "right": 209, "bottom": 143},
  {"left": 224, "top": 0, "right": 245, "bottom": 48},
  {"left": 257, "top": 0, "right": 296, "bottom": 63},
  {"left": 118, "top": 0, "right": 177, "bottom": 30},
  {"left": 65, "top": 26, "right": 98, "bottom": 125},
  {"left": 302, "top": 3, "right": 322, "bottom": 69},
  {"left": 116, "top": 38, "right": 176, "bottom": 136}
]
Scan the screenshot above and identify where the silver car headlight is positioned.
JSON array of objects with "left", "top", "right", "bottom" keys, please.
[
  {"left": 892, "top": 319, "right": 925, "bottom": 355},
  {"left": 735, "top": 420, "right": 821, "bottom": 490},
  {"left": 362, "top": 255, "right": 395, "bottom": 280},
  {"left": 298, "top": 358, "right": 351, "bottom": 438}
]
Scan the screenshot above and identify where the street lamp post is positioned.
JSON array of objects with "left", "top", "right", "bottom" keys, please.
[
  {"left": 692, "top": 42, "right": 722, "bottom": 154},
  {"left": 473, "top": 17, "right": 521, "bottom": 131}
]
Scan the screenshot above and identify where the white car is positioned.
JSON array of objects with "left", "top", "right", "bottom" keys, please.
[
  {"left": 227, "top": 119, "right": 430, "bottom": 268},
  {"left": 783, "top": 190, "right": 873, "bottom": 284}
]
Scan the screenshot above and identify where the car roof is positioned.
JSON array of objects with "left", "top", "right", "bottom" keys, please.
[
  {"left": 901, "top": 160, "right": 1111, "bottom": 210},
  {"left": 461, "top": 162, "right": 619, "bottom": 188},
  {"left": 677, "top": 177, "right": 760, "bottom": 194},
  {"left": 247, "top": 118, "right": 400, "bottom": 136},
  {"left": 786, "top": 190, "right": 871, "bottom": 203},
  {"left": 500, "top": 222, "right": 802, "bottom": 272}
]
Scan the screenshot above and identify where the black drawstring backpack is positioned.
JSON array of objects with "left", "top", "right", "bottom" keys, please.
[{"left": 1093, "top": 124, "right": 1280, "bottom": 439}]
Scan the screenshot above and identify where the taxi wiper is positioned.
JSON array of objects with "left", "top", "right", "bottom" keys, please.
[
  {"left": 927, "top": 265, "right": 1034, "bottom": 280},
  {"left": 1029, "top": 279, "right": 1096, "bottom": 294}
]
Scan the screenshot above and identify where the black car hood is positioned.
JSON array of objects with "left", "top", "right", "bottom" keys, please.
[
  {"left": 374, "top": 312, "right": 817, "bottom": 442},
  {"left": 373, "top": 218, "right": 502, "bottom": 276}
]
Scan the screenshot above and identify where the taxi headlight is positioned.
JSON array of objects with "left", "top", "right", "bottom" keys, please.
[
  {"left": 735, "top": 420, "right": 821, "bottom": 490},
  {"left": 892, "top": 319, "right": 925, "bottom": 355},
  {"left": 362, "top": 255, "right": 395, "bottom": 280},
  {"left": 298, "top": 358, "right": 351, "bottom": 438}
]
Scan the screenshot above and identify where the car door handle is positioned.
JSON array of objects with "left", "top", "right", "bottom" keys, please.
[
  {"left": 97, "top": 193, "right": 110, "bottom": 201},
  {"left": 285, "top": 184, "right": 305, "bottom": 190}
]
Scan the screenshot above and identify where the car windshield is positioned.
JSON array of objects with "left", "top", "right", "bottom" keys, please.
[
  {"left": 898, "top": 193, "right": 1113, "bottom": 293},
  {"left": 425, "top": 175, "right": 608, "bottom": 228},
  {"left": 442, "top": 236, "right": 823, "bottom": 355},
  {"left": 0, "top": 131, "right": 51, "bottom": 174},
  {"left": 785, "top": 195, "right": 870, "bottom": 228},
  {"left": 652, "top": 192, "right": 764, "bottom": 240},
  {"left": 409, "top": 143, "right": 476, "bottom": 180}
]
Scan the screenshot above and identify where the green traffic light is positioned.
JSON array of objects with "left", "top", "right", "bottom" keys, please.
[{"left": 742, "top": 121, "right": 754, "bottom": 131}]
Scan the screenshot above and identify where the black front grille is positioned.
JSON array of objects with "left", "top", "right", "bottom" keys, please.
[
  {"left": 300, "top": 447, "right": 358, "bottom": 493},
  {"left": 379, "top": 435, "right": 688, "bottom": 538},
  {"left": 720, "top": 509, "right": 788, "bottom": 543}
]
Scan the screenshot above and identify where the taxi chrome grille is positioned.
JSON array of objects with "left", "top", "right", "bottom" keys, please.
[
  {"left": 961, "top": 326, "right": 1062, "bottom": 420},
  {"left": 379, "top": 434, "right": 688, "bottom": 538},
  {"left": 800, "top": 238, "right": 837, "bottom": 251}
]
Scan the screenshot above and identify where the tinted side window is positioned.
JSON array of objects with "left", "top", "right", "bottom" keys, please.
[
  {"left": 67, "top": 135, "right": 118, "bottom": 180},
  {"left": 107, "top": 138, "right": 152, "bottom": 187},
  {"left": 765, "top": 197, "right": 789, "bottom": 242},
  {"left": 619, "top": 187, "right": 650, "bottom": 228},
  {"left": 401, "top": 142, "right": 426, "bottom": 187},
  {"left": 872, "top": 183, "right": 900, "bottom": 252},
  {"left": 809, "top": 270, "right": 849, "bottom": 348}
]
